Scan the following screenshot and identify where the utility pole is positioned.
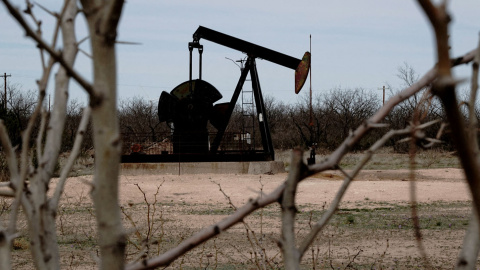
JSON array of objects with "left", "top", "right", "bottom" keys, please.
[
  {"left": 0, "top": 73, "right": 11, "bottom": 111},
  {"left": 378, "top": 85, "right": 390, "bottom": 106}
]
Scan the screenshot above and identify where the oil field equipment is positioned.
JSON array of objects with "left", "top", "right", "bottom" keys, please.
[{"left": 121, "top": 26, "right": 310, "bottom": 163}]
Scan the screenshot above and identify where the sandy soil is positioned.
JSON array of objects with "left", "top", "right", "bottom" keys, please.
[
  {"left": 62, "top": 168, "right": 470, "bottom": 206},
  {"left": 11, "top": 168, "right": 472, "bottom": 269}
]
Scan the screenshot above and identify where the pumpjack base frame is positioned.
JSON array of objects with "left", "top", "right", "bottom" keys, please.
[{"left": 121, "top": 151, "right": 272, "bottom": 163}]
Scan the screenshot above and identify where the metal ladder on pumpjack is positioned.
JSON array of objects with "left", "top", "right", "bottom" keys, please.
[{"left": 241, "top": 78, "right": 255, "bottom": 153}]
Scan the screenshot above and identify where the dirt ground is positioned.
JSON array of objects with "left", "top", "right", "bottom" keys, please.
[{"left": 11, "top": 168, "right": 474, "bottom": 269}]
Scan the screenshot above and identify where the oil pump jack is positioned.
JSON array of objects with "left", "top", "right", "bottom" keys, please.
[{"left": 122, "top": 26, "right": 310, "bottom": 163}]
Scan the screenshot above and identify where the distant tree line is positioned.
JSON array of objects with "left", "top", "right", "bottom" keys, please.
[
  {"left": 112, "top": 64, "right": 469, "bottom": 153},
  {"left": 122, "top": 87, "right": 469, "bottom": 153},
  {"left": 1, "top": 77, "right": 472, "bottom": 155}
]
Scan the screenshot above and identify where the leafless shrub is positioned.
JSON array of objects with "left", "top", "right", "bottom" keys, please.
[{"left": 121, "top": 181, "right": 165, "bottom": 262}]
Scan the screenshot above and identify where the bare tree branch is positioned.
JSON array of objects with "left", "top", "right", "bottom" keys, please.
[
  {"left": 456, "top": 210, "right": 480, "bottom": 269},
  {"left": 35, "top": 109, "right": 47, "bottom": 164},
  {"left": 99, "top": 0, "right": 125, "bottom": 45},
  {"left": 50, "top": 106, "right": 91, "bottom": 210},
  {"left": 0, "top": 93, "right": 44, "bottom": 269},
  {"left": 417, "top": 0, "right": 480, "bottom": 242},
  {"left": 79, "top": 48, "right": 92, "bottom": 58},
  {"left": 33, "top": 1, "right": 59, "bottom": 18},
  {"left": 409, "top": 102, "right": 432, "bottom": 269},
  {"left": 298, "top": 125, "right": 412, "bottom": 257},
  {"left": 0, "top": 1, "right": 83, "bottom": 269},
  {"left": 468, "top": 34, "right": 480, "bottom": 155},
  {"left": 0, "top": 120, "right": 19, "bottom": 185},
  {"left": 0, "top": 189, "right": 15, "bottom": 197},
  {"left": 1, "top": 0, "right": 95, "bottom": 98},
  {"left": 417, "top": 2, "right": 480, "bottom": 269},
  {"left": 280, "top": 149, "right": 305, "bottom": 270},
  {"left": 0, "top": 230, "right": 12, "bottom": 269},
  {"left": 79, "top": 1, "right": 127, "bottom": 269},
  {"left": 417, "top": 0, "right": 451, "bottom": 76},
  {"left": 16, "top": 86, "right": 45, "bottom": 219},
  {"left": 40, "top": 0, "right": 78, "bottom": 183},
  {"left": 456, "top": 33, "right": 480, "bottom": 270},
  {"left": 310, "top": 48, "right": 476, "bottom": 175}
]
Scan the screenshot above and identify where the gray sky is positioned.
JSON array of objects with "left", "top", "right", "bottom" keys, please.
[{"left": 1, "top": 1, "right": 479, "bottom": 106}]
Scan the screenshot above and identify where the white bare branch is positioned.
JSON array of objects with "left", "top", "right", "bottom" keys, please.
[
  {"left": 417, "top": 1, "right": 480, "bottom": 268},
  {"left": 35, "top": 109, "right": 47, "bottom": 164},
  {"left": 456, "top": 211, "right": 480, "bottom": 269},
  {"left": 79, "top": 1, "right": 127, "bottom": 269},
  {"left": 0, "top": 189, "right": 14, "bottom": 197},
  {"left": 468, "top": 34, "right": 480, "bottom": 155},
  {"left": 50, "top": 106, "right": 91, "bottom": 209},
  {"left": 298, "top": 126, "right": 412, "bottom": 257},
  {"left": 0, "top": 121, "right": 19, "bottom": 185},
  {"left": 456, "top": 33, "right": 480, "bottom": 270},
  {"left": 280, "top": 149, "right": 305, "bottom": 270},
  {"left": 1, "top": 0, "right": 95, "bottom": 98}
]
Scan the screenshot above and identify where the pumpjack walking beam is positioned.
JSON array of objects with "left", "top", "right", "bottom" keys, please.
[{"left": 193, "top": 26, "right": 302, "bottom": 70}]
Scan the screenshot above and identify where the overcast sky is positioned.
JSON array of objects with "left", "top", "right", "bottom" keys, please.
[{"left": 1, "top": 1, "right": 479, "bottom": 106}]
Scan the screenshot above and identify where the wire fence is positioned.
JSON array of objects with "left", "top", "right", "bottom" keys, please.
[{"left": 121, "top": 131, "right": 255, "bottom": 155}]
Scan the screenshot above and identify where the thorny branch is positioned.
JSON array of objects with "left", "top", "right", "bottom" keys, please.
[
  {"left": 14, "top": 80, "right": 45, "bottom": 228},
  {"left": 456, "top": 31, "right": 480, "bottom": 270},
  {"left": 298, "top": 120, "right": 440, "bottom": 258},
  {"left": 418, "top": 1, "right": 480, "bottom": 213},
  {"left": 1, "top": 0, "right": 95, "bottom": 98},
  {"left": 0, "top": 1, "right": 84, "bottom": 269},
  {"left": 50, "top": 107, "right": 91, "bottom": 210},
  {"left": 0, "top": 121, "right": 19, "bottom": 186},
  {"left": 467, "top": 34, "right": 480, "bottom": 156},
  {"left": 35, "top": 109, "right": 47, "bottom": 164},
  {"left": 78, "top": 0, "right": 127, "bottom": 269},
  {"left": 417, "top": 1, "right": 480, "bottom": 269},
  {"left": 121, "top": 181, "right": 164, "bottom": 262},
  {"left": 409, "top": 91, "right": 437, "bottom": 269},
  {"left": 281, "top": 149, "right": 305, "bottom": 269},
  {"left": 215, "top": 180, "right": 274, "bottom": 269},
  {"left": 99, "top": 0, "right": 125, "bottom": 45}
]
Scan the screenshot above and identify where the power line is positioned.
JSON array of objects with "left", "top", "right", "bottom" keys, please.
[{"left": 0, "top": 73, "right": 11, "bottom": 110}]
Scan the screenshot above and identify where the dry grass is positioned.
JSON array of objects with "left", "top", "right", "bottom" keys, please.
[
  {"left": 2, "top": 148, "right": 472, "bottom": 269},
  {"left": 278, "top": 147, "right": 460, "bottom": 171},
  {"left": 6, "top": 197, "right": 471, "bottom": 269}
]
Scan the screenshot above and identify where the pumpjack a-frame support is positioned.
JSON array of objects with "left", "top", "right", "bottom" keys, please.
[{"left": 209, "top": 56, "right": 275, "bottom": 160}]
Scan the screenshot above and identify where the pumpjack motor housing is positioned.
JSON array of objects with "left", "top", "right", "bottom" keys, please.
[{"left": 158, "top": 79, "right": 223, "bottom": 154}]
